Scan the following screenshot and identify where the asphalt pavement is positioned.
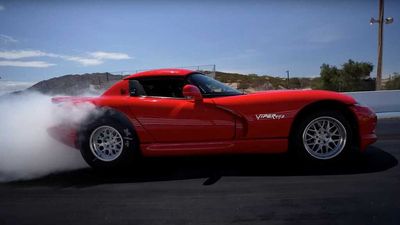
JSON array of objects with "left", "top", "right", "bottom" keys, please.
[{"left": 0, "top": 119, "right": 399, "bottom": 225}]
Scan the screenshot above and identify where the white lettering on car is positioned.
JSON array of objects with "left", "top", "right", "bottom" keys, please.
[{"left": 255, "top": 113, "right": 286, "bottom": 120}]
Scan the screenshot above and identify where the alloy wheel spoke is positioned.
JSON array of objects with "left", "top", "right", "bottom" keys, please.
[
  {"left": 302, "top": 116, "right": 347, "bottom": 160},
  {"left": 90, "top": 126, "right": 125, "bottom": 162}
]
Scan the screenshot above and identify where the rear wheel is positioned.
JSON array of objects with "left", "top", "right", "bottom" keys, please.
[
  {"left": 78, "top": 113, "right": 139, "bottom": 170},
  {"left": 292, "top": 110, "right": 353, "bottom": 162},
  {"left": 89, "top": 125, "right": 124, "bottom": 162}
]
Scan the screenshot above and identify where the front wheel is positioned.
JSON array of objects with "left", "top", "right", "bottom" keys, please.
[{"left": 292, "top": 110, "right": 353, "bottom": 162}]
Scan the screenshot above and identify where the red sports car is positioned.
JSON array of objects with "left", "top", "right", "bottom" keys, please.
[{"left": 49, "top": 69, "right": 377, "bottom": 169}]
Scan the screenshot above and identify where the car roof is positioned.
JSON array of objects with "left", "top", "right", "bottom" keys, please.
[{"left": 123, "top": 68, "right": 195, "bottom": 80}]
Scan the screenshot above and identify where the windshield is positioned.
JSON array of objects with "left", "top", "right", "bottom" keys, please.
[{"left": 188, "top": 73, "right": 242, "bottom": 97}]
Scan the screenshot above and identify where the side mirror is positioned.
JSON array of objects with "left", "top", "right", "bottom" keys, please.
[{"left": 183, "top": 84, "right": 203, "bottom": 102}]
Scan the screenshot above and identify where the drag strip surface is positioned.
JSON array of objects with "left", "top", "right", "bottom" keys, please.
[{"left": 0, "top": 119, "right": 399, "bottom": 225}]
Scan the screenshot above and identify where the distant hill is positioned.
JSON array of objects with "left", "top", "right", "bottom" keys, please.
[
  {"left": 215, "top": 71, "right": 318, "bottom": 92},
  {"left": 28, "top": 72, "right": 123, "bottom": 96}
]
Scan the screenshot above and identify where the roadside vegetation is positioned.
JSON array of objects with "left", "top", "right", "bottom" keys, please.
[
  {"left": 320, "top": 59, "right": 375, "bottom": 92},
  {"left": 384, "top": 73, "right": 400, "bottom": 90},
  {"left": 215, "top": 71, "right": 318, "bottom": 91},
  {"left": 216, "top": 59, "right": 398, "bottom": 92}
]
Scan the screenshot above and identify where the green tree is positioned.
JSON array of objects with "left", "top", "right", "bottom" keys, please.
[
  {"left": 311, "top": 77, "right": 322, "bottom": 89},
  {"left": 320, "top": 59, "right": 374, "bottom": 91},
  {"left": 320, "top": 64, "right": 341, "bottom": 91},
  {"left": 385, "top": 73, "right": 400, "bottom": 90}
]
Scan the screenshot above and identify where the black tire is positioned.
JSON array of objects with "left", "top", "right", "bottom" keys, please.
[
  {"left": 291, "top": 110, "right": 353, "bottom": 162},
  {"left": 78, "top": 109, "right": 139, "bottom": 170}
]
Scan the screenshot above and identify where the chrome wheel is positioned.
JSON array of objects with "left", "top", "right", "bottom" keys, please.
[
  {"left": 302, "top": 116, "right": 347, "bottom": 160},
  {"left": 89, "top": 126, "right": 124, "bottom": 162}
]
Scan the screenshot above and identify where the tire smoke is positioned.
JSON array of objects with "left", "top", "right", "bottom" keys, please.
[{"left": 0, "top": 92, "right": 96, "bottom": 182}]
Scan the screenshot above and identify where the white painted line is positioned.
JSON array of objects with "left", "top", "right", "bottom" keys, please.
[{"left": 377, "top": 112, "right": 400, "bottom": 119}]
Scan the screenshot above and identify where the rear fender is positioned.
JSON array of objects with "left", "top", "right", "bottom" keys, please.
[{"left": 77, "top": 107, "right": 138, "bottom": 148}]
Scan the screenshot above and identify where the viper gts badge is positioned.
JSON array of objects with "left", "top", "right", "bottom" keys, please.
[{"left": 256, "top": 113, "right": 285, "bottom": 120}]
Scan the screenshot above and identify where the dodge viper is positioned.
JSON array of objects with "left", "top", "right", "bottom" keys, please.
[{"left": 49, "top": 69, "right": 377, "bottom": 169}]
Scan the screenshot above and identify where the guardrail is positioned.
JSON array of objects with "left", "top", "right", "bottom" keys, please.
[{"left": 345, "top": 90, "right": 400, "bottom": 118}]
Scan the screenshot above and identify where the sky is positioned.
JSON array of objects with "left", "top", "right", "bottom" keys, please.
[{"left": 0, "top": 0, "right": 399, "bottom": 82}]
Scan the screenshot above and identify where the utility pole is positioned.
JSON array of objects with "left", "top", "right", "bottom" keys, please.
[
  {"left": 213, "top": 64, "right": 216, "bottom": 78},
  {"left": 376, "top": 0, "right": 384, "bottom": 90},
  {"left": 286, "top": 70, "right": 290, "bottom": 89},
  {"left": 370, "top": 0, "right": 394, "bottom": 90}
]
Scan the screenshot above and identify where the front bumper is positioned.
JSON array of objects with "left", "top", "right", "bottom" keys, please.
[{"left": 349, "top": 104, "right": 378, "bottom": 151}]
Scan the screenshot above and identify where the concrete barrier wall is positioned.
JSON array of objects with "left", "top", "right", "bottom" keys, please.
[{"left": 345, "top": 90, "right": 400, "bottom": 113}]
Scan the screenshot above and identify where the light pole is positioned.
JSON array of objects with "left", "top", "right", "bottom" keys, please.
[
  {"left": 286, "top": 70, "right": 290, "bottom": 89},
  {"left": 370, "top": 0, "right": 394, "bottom": 90}
]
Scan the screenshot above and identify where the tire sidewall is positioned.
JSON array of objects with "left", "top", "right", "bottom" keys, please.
[
  {"left": 78, "top": 113, "right": 138, "bottom": 169},
  {"left": 292, "top": 110, "right": 353, "bottom": 162}
]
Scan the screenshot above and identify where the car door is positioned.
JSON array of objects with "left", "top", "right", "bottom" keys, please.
[{"left": 126, "top": 77, "right": 235, "bottom": 143}]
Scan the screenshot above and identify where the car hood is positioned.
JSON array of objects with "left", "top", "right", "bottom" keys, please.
[{"left": 220, "top": 89, "right": 356, "bottom": 104}]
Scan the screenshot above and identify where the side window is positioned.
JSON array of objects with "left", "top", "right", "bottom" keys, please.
[{"left": 129, "top": 77, "right": 186, "bottom": 98}]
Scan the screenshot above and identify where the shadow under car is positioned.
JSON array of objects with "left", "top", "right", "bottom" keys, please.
[{"left": 6, "top": 145, "right": 398, "bottom": 188}]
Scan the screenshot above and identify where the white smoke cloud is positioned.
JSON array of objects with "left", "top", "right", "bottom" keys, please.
[
  {"left": 0, "top": 92, "right": 96, "bottom": 182},
  {"left": 0, "top": 80, "right": 34, "bottom": 96}
]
